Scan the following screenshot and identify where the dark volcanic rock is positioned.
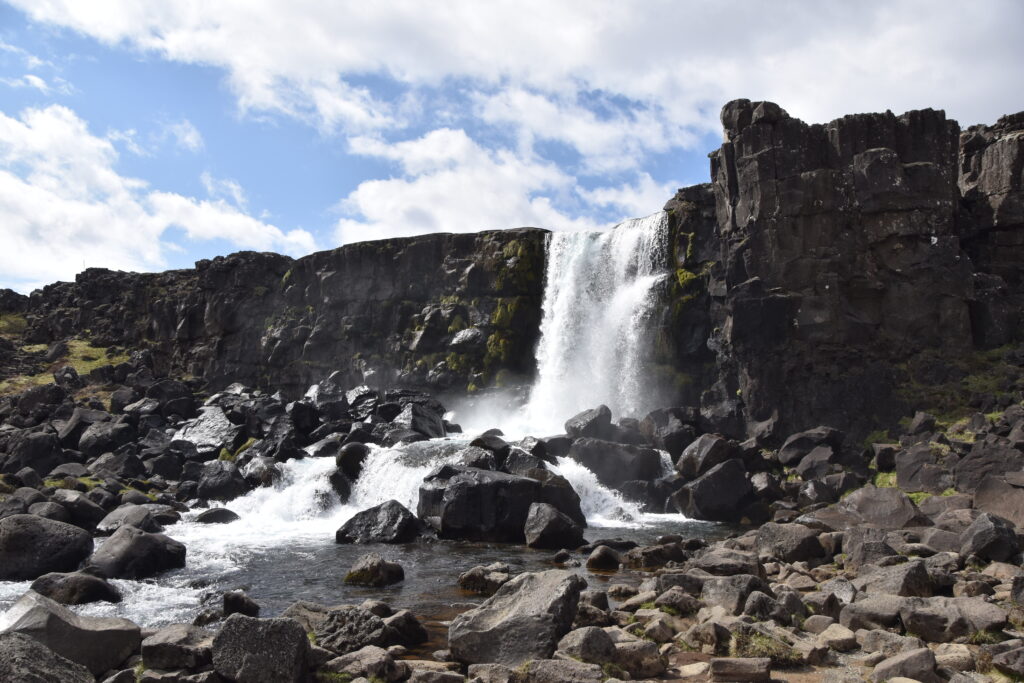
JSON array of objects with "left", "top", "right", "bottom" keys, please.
[
  {"left": 670, "top": 458, "right": 752, "bottom": 522},
  {"left": 567, "top": 438, "right": 662, "bottom": 490},
  {"left": 0, "top": 514, "right": 93, "bottom": 580},
  {"left": 212, "top": 614, "right": 309, "bottom": 683},
  {"left": 87, "top": 525, "right": 186, "bottom": 579},
  {"left": 523, "top": 502, "right": 585, "bottom": 549},
  {"left": 0, "top": 631, "right": 94, "bottom": 683},
  {"left": 343, "top": 552, "right": 404, "bottom": 586},
  {"left": 564, "top": 405, "right": 612, "bottom": 439},
  {"left": 335, "top": 499, "right": 422, "bottom": 544},
  {"left": 30, "top": 571, "right": 122, "bottom": 605}
]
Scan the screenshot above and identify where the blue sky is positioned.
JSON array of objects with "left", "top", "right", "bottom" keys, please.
[{"left": 0, "top": 1, "right": 1022, "bottom": 292}]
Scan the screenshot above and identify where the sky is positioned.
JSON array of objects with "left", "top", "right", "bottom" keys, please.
[{"left": 0, "top": 1, "right": 1021, "bottom": 293}]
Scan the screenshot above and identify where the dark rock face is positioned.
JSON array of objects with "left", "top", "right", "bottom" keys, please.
[
  {"left": 335, "top": 499, "right": 422, "bottom": 544},
  {"left": 0, "top": 514, "right": 93, "bottom": 580}
]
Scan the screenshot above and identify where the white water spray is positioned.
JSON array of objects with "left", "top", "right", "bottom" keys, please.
[{"left": 520, "top": 212, "right": 670, "bottom": 434}]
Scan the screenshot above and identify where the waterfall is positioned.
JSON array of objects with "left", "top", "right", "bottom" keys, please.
[{"left": 522, "top": 212, "right": 670, "bottom": 433}]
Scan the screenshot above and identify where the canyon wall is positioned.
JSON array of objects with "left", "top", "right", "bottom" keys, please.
[{"left": 2, "top": 100, "right": 1023, "bottom": 441}]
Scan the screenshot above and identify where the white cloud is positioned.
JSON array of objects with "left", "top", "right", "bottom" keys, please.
[
  {"left": 580, "top": 173, "right": 683, "bottom": 219},
  {"left": 336, "top": 128, "right": 601, "bottom": 244},
  {"left": 0, "top": 104, "right": 315, "bottom": 292},
  {"left": 166, "top": 119, "right": 203, "bottom": 152},
  {"left": 200, "top": 171, "right": 247, "bottom": 209}
]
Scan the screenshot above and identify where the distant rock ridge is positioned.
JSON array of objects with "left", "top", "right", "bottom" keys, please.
[{"left": 2, "top": 99, "right": 1023, "bottom": 441}]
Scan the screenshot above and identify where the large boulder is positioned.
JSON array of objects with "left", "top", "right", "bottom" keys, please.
[
  {"left": 78, "top": 421, "right": 135, "bottom": 459},
  {"left": 954, "top": 436, "right": 1024, "bottom": 493},
  {"left": 0, "top": 514, "right": 93, "bottom": 580},
  {"left": 335, "top": 500, "right": 422, "bottom": 544},
  {"left": 197, "top": 460, "right": 249, "bottom": 502},
  {"left": 523, "top": 502, "right": 585, "bottom": 549},
  {"left": 418, "top": 467, "right": 581, "bottom": 542},
  {"left": 754, "top": 522, "right": 824, "bottom": 562},
  {"left": 212, "top": 614, "right": 310, "bottom": 683},
  {"left": 174, "top": 406, "right": 243, "bottom": 457},
  {"left": 96, "top": 504, "right": 163, "bottom": 536},
  {"left": 567, "top": 438, "right": 662, "bottom": 489},
  {"left": 975, "top": 474, "right": 1024, "bottom": 528},
  {"left": 565, "top": 405, "right": 612, "bottom": 439},
  {"left": 675, "top": 434, "right": 740, "bottom": 479},
  {"left": 448, "top": 569, "right": 586, "bottom": 666},
  {"left": 392, "top": 403, "right": 446, "bottom": 439},
  {"left": 142, "top": 623, "right": 215, "bottom": 670},
  {"left": 959, "top": 512, "right": 1019, "bottom": 561},
  {"left": 670, "top": 459, "right": 752, "bottom": 522},
  {"left": 853, "top": 560, "right": 933, "bottom": 597},
  {"left": 821, "top": 486, "right": 930, "bottom": 530},
  {"left": 0, "top": 590, "right": 140, "bottom": 675},
  {"left": 87, "top": 525, "right": 186, "bottom": 579},
  {"left": 292, "top": 604, "right": 399, "bottom": 655},
  {"left": 50, "top": 489, "right": 107, "bottom": 531},
  {"left": 777, "top": 426, "right": 844, "bottom": 466},
  {"left": 3, "top": 432, "right": 65, "bottom": 476},
  {"left": 0, "top": 631, "right": 93, "bottom": 683},
  {"left": 898, "top": 596, "right": 1007, "bottom": 643},
  {"left": 29, "top": 571, "right": 122, "bottom": 604}
]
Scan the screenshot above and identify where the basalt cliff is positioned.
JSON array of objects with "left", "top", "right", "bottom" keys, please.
[{"left": 2, "top": 99, "right": 1023, "bottom": 443}]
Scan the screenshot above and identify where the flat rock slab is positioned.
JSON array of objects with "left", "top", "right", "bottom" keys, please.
[{"left": 710, "top": 656, "right": 771, "bottom": 681}]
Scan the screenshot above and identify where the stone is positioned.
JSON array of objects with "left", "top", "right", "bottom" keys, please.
[
  {"left": 382, "top": 610, "right": 427, "bottom": 647},
  {"left": 612, "top": 638, "right": 665, "bottom": 678},
  {"left": 29, "top": 571, "right": 122, "bottom": 604},
  {"left": 212, "top": 614, "right": 309, "bottom": 683},
  {"left": 817, "top": 623, "right": 857, "bottom": 652},
  {"left": 701, "top": 575, "right": 769, "bottom": 615},
  {"left": 336, "top": 500, "right": 422, "bottom": 544},
  {"left": 670, "top": 458, "right": 752, "bottom": 522},
  {"left": 87, "top": 525, "right": 186, "bottom": 579},
  {"left": 839, "top": 595, "right": 905, "bottom": 631},
  {"left": 458, "top": 562, "right": 512, "bottom": 595},
  {"left": 174, "top": 406, "right": 242, "bottom": 456},
  {"left": 870, "top": 647, "right": 941, "bottom": 683},
  {"left": 448, "top": 569, "right": 585, "bottom": 666},
  {"left": 141, "top": 623, "right": 214, "bottom": 670},
  {"left": 344, "top": 552, "right": 404, "bottom": 587},
  {"left": 96, "top": 504, "right": 163, "bottom": 535},
  {"left": 689, "top": 547, "right": 764, "bottom": 577},
  {"left": 567, "top": 438, "right": 662, "bottom": 489},
  {"left": 586, "top": 545, "right": 621, "bottom": 571},
  {"left": 79, "top": 421, "right": 135, "bottom": 459},
  {"left": 322, "top": 644, "right": 408, "bottom": 681},
  {"left": 0, "top": 590, "right": 140, "bottom": 674},
  {"left": 196, "top": 460, "right": 248, "bottom": 502},
  {"left": 565, "top": 405, "right": 612, "bottom": 439},
  {"left": 857, "top": 629, "right": 925, "bottom": 658},
  {"left": 0, "top": 631, "right": 93, "bottom": 683},
  {"left": 675, "top": 434, "right": 741, "bottom": 478},
  {"left": 4, "top": 432, "right": 65, "bottom": 476},
  {"left": 50, "top": 489, "right": 107, "bottom": 531},
  {"left": 336, "top": 442, "right": 371, "bottom": 480},
  {"left": 556, "top": 626, "right": 616, "bottom": 664},
  {"left": 709, "top": 656, "right": 771, "bottom": 681},
  {"left": 393, "top": 403, "right": 446, "bottom": 439},
  {"left": 524, "top": 502, "right": 585, "bottom": 549},
  {"left": 754, "top": 522, "right": 823, "bottom": 562},
  {"left": 516, "top": 659, "right": 604, "bottom": 682},
  {"left": 0, "top": 514, "right": 93, "bottom": 580},
  {"left": 898, "top": 596, "right": 1008, "bottom": 642},
  {"left": 224, "top": 590, "right": 260, "bottom": 617},
  {"left": 310, "top": 605, "right": 395, "bottom": 655},
  {"left": 959, "top": 511, "right": 1019, "bottom": 562},
  {"left": 853, "top": 559, "right": 934, "bottom": 597},
  {"left": 195, "top": 508, "right": 240, "bottom": 524}
]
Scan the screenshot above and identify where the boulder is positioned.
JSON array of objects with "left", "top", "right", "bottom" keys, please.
[
  {"left": 4, "top": 432, "right": 65, "bottom": 476},
  {"left": 29, "top": 571, "right": 122, "bottom": 604},
  {"left": 777, "top": 426, "right": 843, "bottom": 466},
  {"left": 670, "top": 459, "right": 752, "bottom": 522},
  {"left": 556, "top": 626, "right": 616, "bottom": 664},
  {"left": 954, "top": 436, "right": 1024, "bottom": 493},
  {"left": 88, "top": 525, "right": 186, "bottom": 579},
  {"left": 870, "top": 647, "right": 941, "bottom": 683},
  {"left": 754, "top": 522, "right": 824, "bottom": 562},
  {"left": 959, "top": 511, "right": 1019, "bottom": 561},
  {"left": 0, "top": 514, "right": 93, "bottom": 580},
  {"left": 78, "top": 421, "right": 135, "bottom": 459},
  {"left": 392, "top": 403, "right": 446, "bottom": 439},
  {"left": 195, "top": 508, "right": 240, "bottom": 524},
  {"left": 833, "top": 486, "right": 929, "bottom": 529},
  {"left": 96, "top": 504, "right": 163, "bottom": 535},
  {"left": 701, "top": 575, "right": 769, "bottom": 615},
  {"left": 523, "top": 502, "right": 585, "bottom": 549},
  {"left": 448, "top": 569, "right": 585, "bottom": 666},
  {"left": 382, "top": 609, "right": 427, "bottom": 647},
  {"left": 336, "top": 442, "right": 371, "bottom": 480},
  {"left": 196, "top": 460, "right": 249, "bottom": 502},
  {"left": 898, "top": 596, "right": 1008, "bottom": 642},
  {"left": 586, "top": 545, "right": 621, "bottom": 571},
  {"left": 839, "top": 595, "right": 905, "bottom": 631},
  {"left": 50, "top": 489, "right": 107, "bottom": 531},
  {"left": 975, "top": 474, "right": 1024, "bottom": 528},
  {"left": 321, "top": 644, "right": 408, "bottom": 681},
  {"left": 516, "top": 659, "right": 605, "bottom": 682},
  {"left": 0, "top": 590, "right": 140, "bottom": 674},
  {"left": 224, "top": 590, "right": 260, "bottom": 618},
  {"left": 310, "top": 605, "right": 396, "bottom": 655},
  {"left": 567, "top": 438, "right": 662, "bottom": 490},
  {"left": 142, "top": 623, "right": 214, "bottom": 670},
  {"left": 89, "top": 451, "right": 146, "bottom": 480},
  {"left": 458, "top": 563, "right": 512, "bottom": 595},
  {"left": 343, "top": 552, "right": 404, "bottom": 587},
  {"left": 335, "top": 500, "right": 422, "bottom": 544},
  {"left": 709, "top": 657, "right": 771, "bottom": 681},
  {"left": 853, "top": 560, "right": 934, "bottom": 597},
  {"left": 212, "top": 614, "right": 309, "bottom": 683},
  {"left": 689, "top": 547, "right": 764, "bottom": 578},
  {"left": 613, "top": 639, "right": 666, "bottom": 678},
  {"left": 174, "top": 406, "right": 243, "bottom": 457},
  {"left": 565, "top": 405, "right": 612, "bottom": 439},
  {"left": 675, "top": 433, "right": 740, "bottom": 479},
  {"left": 0, "top": 631, "right": 93, "bottom": 683}
]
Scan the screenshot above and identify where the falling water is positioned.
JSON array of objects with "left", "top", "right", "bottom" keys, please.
[{"left": 521, "top": 212, "right": 670, "bottom": 433}]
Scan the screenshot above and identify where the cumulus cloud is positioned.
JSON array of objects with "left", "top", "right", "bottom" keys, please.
[
  {"left": 166, "top": 119, "right": 204, "bottom": 152},
  {"left": 0, "top": 105, "right": 315, "bottom": 292},
  {"left": 337, "top": 128, "right": 601, "bottom": 244}
]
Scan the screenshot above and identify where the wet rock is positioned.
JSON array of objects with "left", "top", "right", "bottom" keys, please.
[
  {"left": 392, "top": 403, "right": 446, "bottom": 439},
  {"left": 172, "top": 406, "right": 242, "bottom": 457},
  {"left": 335, "top": 499, "right": 422, "bottom": 544},
  {"left": 141, "top": 623, "right": 214, "bottom": 670},
  {"left": 564, "top": 405, "right": 612, "bottom": 439},
  {"left": 0, "top": 514, "right": 93, "bottom": 580},
  {"left": 458, "top": 562, "right": 512, "bottom": 595},
  {"left": 196, "top": 460, "right": 249, "bottom": 502},
  {"left": 223, "top": 590, "right": 260, "bottom": 617},
  {"left": 195, "top": 508, "right": 240, "bottom": 524},
  {"left": 0, "top": 631, "right": 93, "bottom": 683},
  {"left": 88, "top": 525, "right": 186, "bottom": 579},
  {"left": 586, "top": 545, "right": 621, "bottom": 571},
  {"left": 449, "top": 569, "right": 585, "bottom": 666},
  {"left": 96, "top": 504, "right": 163, "bottom": 535},
  {"left": 344, "top": 552, "right": 404, "bottom": 587},
  {"left": 212, "top": 614, "right": 309, "bottom": 683},
  {"left": 567, "top": 438, "right": 662, "bottom": 490},
  {"left": 336, "top": 442, "right": 371, "bottom": 480},
  {"left": 49, "top": 489, "right": 108, "bottom": 531},
  {"left": 670, "top": 458, "right": 752, "bottom": 522},
  {"left": 0, "top": 590, "right": 141, "bottom": 675},
  {"left": 523, "top": 502, "right": 585, "bottom": 549},
  {"left": 30, "top": 571, "right": 122, "bottom": 604}
]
